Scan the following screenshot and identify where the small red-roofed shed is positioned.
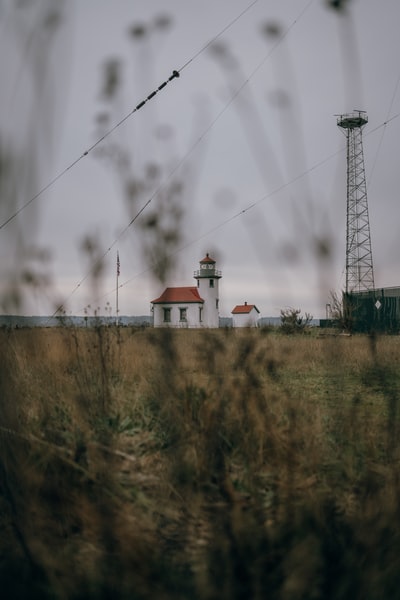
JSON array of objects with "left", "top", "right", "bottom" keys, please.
[{"left": 231, "top": 302, "right": 260, "bottom": 328}]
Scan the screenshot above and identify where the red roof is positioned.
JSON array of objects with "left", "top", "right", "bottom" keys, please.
[
  {"left": 231, "top": 303, "right": 260, "bottom": 315},
  {"left": 200, "top": 253, "right": 216, "bottom": 264},
  {"left": 151, "top": 287, "right": 204, "bottom": 304}
]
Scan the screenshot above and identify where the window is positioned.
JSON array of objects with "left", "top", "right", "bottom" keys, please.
[
  {"left": 216, "top": 298, "right": 219, "bottom": 309},
  {"left": 199, "top": 307, "right": 203, "bottom": 323},
  {"left": 209, "top": 279, "right": 214, "bottom": 288},
  {"left": 163, "top": 308, "right": 171, "bottom": 323},
  {"left": 179, "top": 307, "right": 187, "bottom": 322}
]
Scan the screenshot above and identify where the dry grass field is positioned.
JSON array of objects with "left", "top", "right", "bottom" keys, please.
[{"left": 1, "top": 325, "right": 400, "bottom": 599}]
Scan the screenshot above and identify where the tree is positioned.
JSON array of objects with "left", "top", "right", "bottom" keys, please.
[
  {"left": 328, "top": 291, "right": 353, "bottom": 331},
  {"left": 279, "top": 307, "right": 313, "bottom": 334}
]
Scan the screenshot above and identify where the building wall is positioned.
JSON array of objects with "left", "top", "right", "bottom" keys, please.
[
  {"left": 153, "top": 303, "right": 203, "bottom": 328},
  {"left": 196, "top": 277, "right": 219, "bottom": 328},
  {"left": 232, "top": 309, "right": 259, "bottom": 328},
  {"left": 344, "top": 287, "right": 400, "bottom": 332}
]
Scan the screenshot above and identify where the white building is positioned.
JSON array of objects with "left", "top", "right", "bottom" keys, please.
[
  {"left": 231, "top": 302, "right": 260, "bottom": 328},
  {"left": 151, "top": 254, "right": 221, "bottom": 328}
]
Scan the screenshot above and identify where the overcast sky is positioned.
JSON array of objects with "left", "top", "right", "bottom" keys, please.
[{"left": 1, "top": 0, "right": 399, "bottom": 318}]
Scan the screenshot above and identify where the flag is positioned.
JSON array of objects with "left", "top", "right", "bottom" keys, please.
[{"left": 117, "top": 251, "right": 120, "bottom": 277}]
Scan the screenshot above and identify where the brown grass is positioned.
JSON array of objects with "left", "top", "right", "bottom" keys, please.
[{"left": 0, "top": 326, "right": 400, "bottom": 599}]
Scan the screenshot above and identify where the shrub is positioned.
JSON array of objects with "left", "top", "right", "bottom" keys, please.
[{"left": 280, "top": 307, "right": 313, "bottom": 334}]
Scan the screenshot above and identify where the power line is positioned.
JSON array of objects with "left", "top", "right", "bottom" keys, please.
[
  {"left": 88, "top": 111, "right": 400, "bottom": 313},
  {"left": 0, "top": 69, "right": 181, "bottom": 231},
  {"left": 51, "top": 0, "right": 317, "bottom": 316},
  {"left": 83, "top": 144, "right": 354, "bottom": 311},
  {"left": 179, "top": 0, "right": 259, "bottom": 72},
  {"left": 368, "top": 71, "right": 400, "bottom": 187},
  {"left": 0, "top": 0, "right": 260, "bottom": 232}
]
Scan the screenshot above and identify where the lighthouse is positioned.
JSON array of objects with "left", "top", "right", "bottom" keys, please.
[
  {"left": 193, "top": 253, "right": 222, "bottom": 328},
  {"left": 151, "top": 253, "right": 222, "bottom": 328}
]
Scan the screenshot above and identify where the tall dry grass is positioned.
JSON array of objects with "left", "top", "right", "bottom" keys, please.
[
  {"left": 1, "top": 2, "right": 399, "bottom": 598},
  {"left": 1, "top": 326, "right": 400, "bottom": 598}
]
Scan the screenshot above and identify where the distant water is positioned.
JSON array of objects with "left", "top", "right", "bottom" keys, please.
[
  {"left": 0, "top": 315, "right": 320, "bottom": 328},
  {"left": 0, "top": 315, "right": 153, "bottom": 328}
]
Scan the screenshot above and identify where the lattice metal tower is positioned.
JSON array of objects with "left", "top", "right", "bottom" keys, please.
[{"left": 337, "top": 111, "right": 375, "bottom": 294}]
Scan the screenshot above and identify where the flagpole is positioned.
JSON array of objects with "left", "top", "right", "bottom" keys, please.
[{"left": 116, "top": 251, "right": 120, "bottom": 327}]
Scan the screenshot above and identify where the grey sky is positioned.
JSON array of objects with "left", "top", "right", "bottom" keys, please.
[{"left": 1, "top": 0, "right": 399, "bottom": 318}]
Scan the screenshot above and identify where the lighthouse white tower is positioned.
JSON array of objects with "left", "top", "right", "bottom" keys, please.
[{"left": 194, "top": 253, "right": 222, "bottom": 328}]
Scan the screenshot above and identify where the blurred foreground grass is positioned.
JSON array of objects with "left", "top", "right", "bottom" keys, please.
[{"left": 1, "top": 326, "right": 400, "bottom": 599}]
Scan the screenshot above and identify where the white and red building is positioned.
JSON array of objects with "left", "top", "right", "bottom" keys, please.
[
  {"left": 231, "top": 302, "right": 260, "bottom": 328},
  {"left": 151, "top": 254, "right": 221, "bottom": 328}
]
